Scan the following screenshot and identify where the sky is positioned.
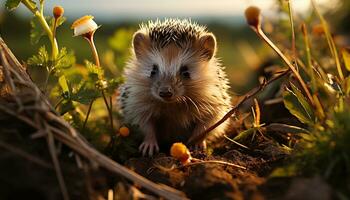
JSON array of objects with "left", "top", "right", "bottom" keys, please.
[{"left": 1, "top": 0, "right": 341, "bottom": 22}]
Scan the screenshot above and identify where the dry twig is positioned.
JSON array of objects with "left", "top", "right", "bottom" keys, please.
[{"left": 188, "top": 69, "right": 291, "bottom": 146}]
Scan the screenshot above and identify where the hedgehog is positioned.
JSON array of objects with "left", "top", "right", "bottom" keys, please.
[{"left": 119, "top": 19, "right": 231, "bottom": 156}]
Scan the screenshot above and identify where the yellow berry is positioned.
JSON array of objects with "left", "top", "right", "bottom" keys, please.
[
  {"left": 119, "top": 126, "right": 130, "bottom": 137},
  {"left": 245, "top": 6, "right": 261, "bottom": 29},
  {"left": 170, "top": 143, "right": 191, "bottom": 164},
  {"left": 53, "top": 6, "right": 64, "bottom": 19}
]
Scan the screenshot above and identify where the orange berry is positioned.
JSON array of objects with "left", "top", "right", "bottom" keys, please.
[
  {"left": 53, "top": 6, "right": 64, "bottom": 19},
  {"left": 119, "top": 126, "right": 130, "bottom": 137},
  {"left": 170, "top": 143, "right": 191, "bottom": 164},
  {"left": 245, "top": 6, "right": 261, "bottom": 29}
]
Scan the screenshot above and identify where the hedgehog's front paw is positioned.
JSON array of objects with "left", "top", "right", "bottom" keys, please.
[{"left": 139, "top": 139, "right": 159, "bottom": 157}]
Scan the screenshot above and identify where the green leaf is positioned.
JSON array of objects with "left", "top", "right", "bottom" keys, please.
[
  {"left": 341, "top": 48, "right": 350, "bottom": 72},
  {"left": 344, "top": 76, "right": 350, "bottom": 95},
  {"left": 5, "top": 0, "right": 21, "bottom": 10},
  {"left": 30, "top": 16, "right": 66, "bottom": 45},
  {"left": 86, "top": 60, "right": 104, "bottom": 81},
  {"left": 49, "top": 16, "right": 66, "bottom": 30},
  {"left": 27, "top": 46, "right": 50, "bottom": 68},
  {"left": 105, "top": 77, "right": 124, "bottom": 95},
  {"left": 233, "top": 127, "right": 257, "bottom": 142},
  {"left": 30, "top": 17, "right": 46, "bottom": 45},
  {"left": 265, "top": 123, "right": 310, "bottom": 134},
  {"left": 290, "top": 83, "right": 315, "bottom": 120},
  {"left": 59, "top": 100, "right": 75, "bottom": 115},
  {"left": 283, "top": 86, "right": 315, "bottom": 125},
  {"left": 55, "top": 48, "right": 76, "bottom": 70},
  {"left": 6, "top": 0, "right": 36, "bottom": 11},
  {"left": 58, "top": 75, "right": 70, "bottom": 99},
  {"left": 71, "top": 82, "right": 101, "bottom": 105}
]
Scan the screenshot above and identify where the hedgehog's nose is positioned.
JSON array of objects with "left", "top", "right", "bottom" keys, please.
[{"left": 159, "top": 86, "right": 173, "bottom": 99}]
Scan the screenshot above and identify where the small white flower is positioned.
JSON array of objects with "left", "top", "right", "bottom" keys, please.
[{"left": 71, "top": 15, "right": 98, "bottom": 37}]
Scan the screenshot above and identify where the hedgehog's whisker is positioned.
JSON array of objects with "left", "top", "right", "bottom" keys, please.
[
  {"left": 183, "top": 95, "right": 206, "bottom": 123},
  {"left": 184, "top": 95, "right": 200, "bottom": 114},
  {"left": 180, "top": 96, "right": 190, "bottom": 112}
]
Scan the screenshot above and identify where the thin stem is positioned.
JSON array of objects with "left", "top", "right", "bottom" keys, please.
[
  {"left": 256, "top": 28, "right": 314, "bottom": 106},
  {"left": 311, "top": 0, "right": 344, "bottom": 80},
  {"left": 82, "top": 100, "right": 94, "bottom": 131},
  {"left": 287, "top": 0, "right": 298, "bottom": 71},
  {"left": 301, "top": 24, "right": 325, "bottom": 119},
  {"left": 84, "top": 32, "right": 100, "bottom": 67},
  {"left": 109, "top": 95, "right": 114, "bottom": 129},
  {"left": 22, "top": 0, "right": 58, "bottom": 62},
  {"left": 302, "top": 24, "right": 317, "bottom": 92},
  {"left": 223, "top": 135, "right": 249, "bottom": 150},
  {"left": 109, "top": 96, "right": 113, "bottom": 111},
  {"left": 102, "top": 90, "right": 114, "bottom": 131},
  {"left": 39, "top": 0, "right": 44, "bottom": 15},
  {"left": 43, "top": 68, "right": 50, "bottom": 93},
  {"left": 53, "top": 19, "right": 58, "bottom": 43},
  {"left": 34, "top": 12, "right": 58, "bottom": 61},
  {"left": 184, "top": 158, "right": 246, "bottom": 170},
  {"left": 21, "top": 0, "right": 37, "bottom": 14},
  {"left": 54, "top": 97, "right": 64, "bottom": 110}
]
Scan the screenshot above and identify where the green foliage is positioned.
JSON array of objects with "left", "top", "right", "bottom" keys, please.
[
  {"left": 294, "top": 102, "right": 350, "bottom": 194},
  {"left": 5, "top": 0, "right": 36, "bottom": 11},
  {"left": 283, "top": 84, "right": 315, "bottom": 125},
  {"left": 71, "top": 82, "right": 101, "bottom": 105},
  {"left": 265, "top": 2, "right": 350, "bottom": 196},
  {"left": 233, "top": 127, "right": 258, "bottom": 142},
  {"left": 5, "top": 0, "right": 22, "bottom": 11},
  {"left": 54, "top": 48, "right": 75, "bottom": 73},
  {"left": 341, "top": 48, "right": 350, "bottom": 72},
  {"left": 30, "top": 17, "right": 45, "bottom": 45},
  {"left": 27, "top": 46, "right": 50, "bottom": 68},
  {"left": 28, "top": 46, "right": 75, "bottom": 74},
  {"left": 49, "top": 16, "right": 66, "bottom": 30},
  {"left": 30, "top": 16, "right": 66, "bottom": 45},
  {"left": 6, "top": 0, "right": 140, "bottom": 181},
  {"left": 58, "top": 75, "right": 70, "bottom": 99},
  {"left": 86, "top": 60, "right": 104, "bottom": 81}
]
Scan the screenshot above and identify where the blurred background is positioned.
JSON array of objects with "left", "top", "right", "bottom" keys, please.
[{"left": 0, "top": 0, "right": 349, "bottom": 92}]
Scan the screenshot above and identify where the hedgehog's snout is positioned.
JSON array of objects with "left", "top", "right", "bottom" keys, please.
[
  {"left": 152, "top": 75, "right": 183, "bottom": 103},
  {"left": 158, "top": 85, "right": 174, "bottom": 100}
]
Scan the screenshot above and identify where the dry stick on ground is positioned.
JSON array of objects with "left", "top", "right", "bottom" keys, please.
[
  {"left": 0, "top": 37, "right": 188, "bottom": 200},
  {"left": 187, "top": 69, "right": 291, "bottom": 146},
  {"left": 44, "top": 122, "right": 70, "bottom": 200}
]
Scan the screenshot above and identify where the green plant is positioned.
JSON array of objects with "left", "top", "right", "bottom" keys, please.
[
  {"left": 4, "top": 0, "right": 128, "bottom": 154},
  {"left": 244, "top": 1, "right": 350, "bottom": 196}
]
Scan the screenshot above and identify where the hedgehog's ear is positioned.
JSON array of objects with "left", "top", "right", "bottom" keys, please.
[
  {"left": 133, "top": 31, "right": 150, "bottom": 59},
  {"left": 199, "top": 33, "right": 216, "bottom": 60}
]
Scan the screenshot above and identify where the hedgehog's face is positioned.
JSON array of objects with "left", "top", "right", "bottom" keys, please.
[{"left": 132, "top": 31, "right": 216, "bottom": 103}]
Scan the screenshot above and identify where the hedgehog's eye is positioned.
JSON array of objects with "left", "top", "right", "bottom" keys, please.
[
  {"left": 180, "top": 65, "right": 190, "bottom": 79},
  {"left": 150, "top": 64, "right": 159, "bottom": 78}
]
